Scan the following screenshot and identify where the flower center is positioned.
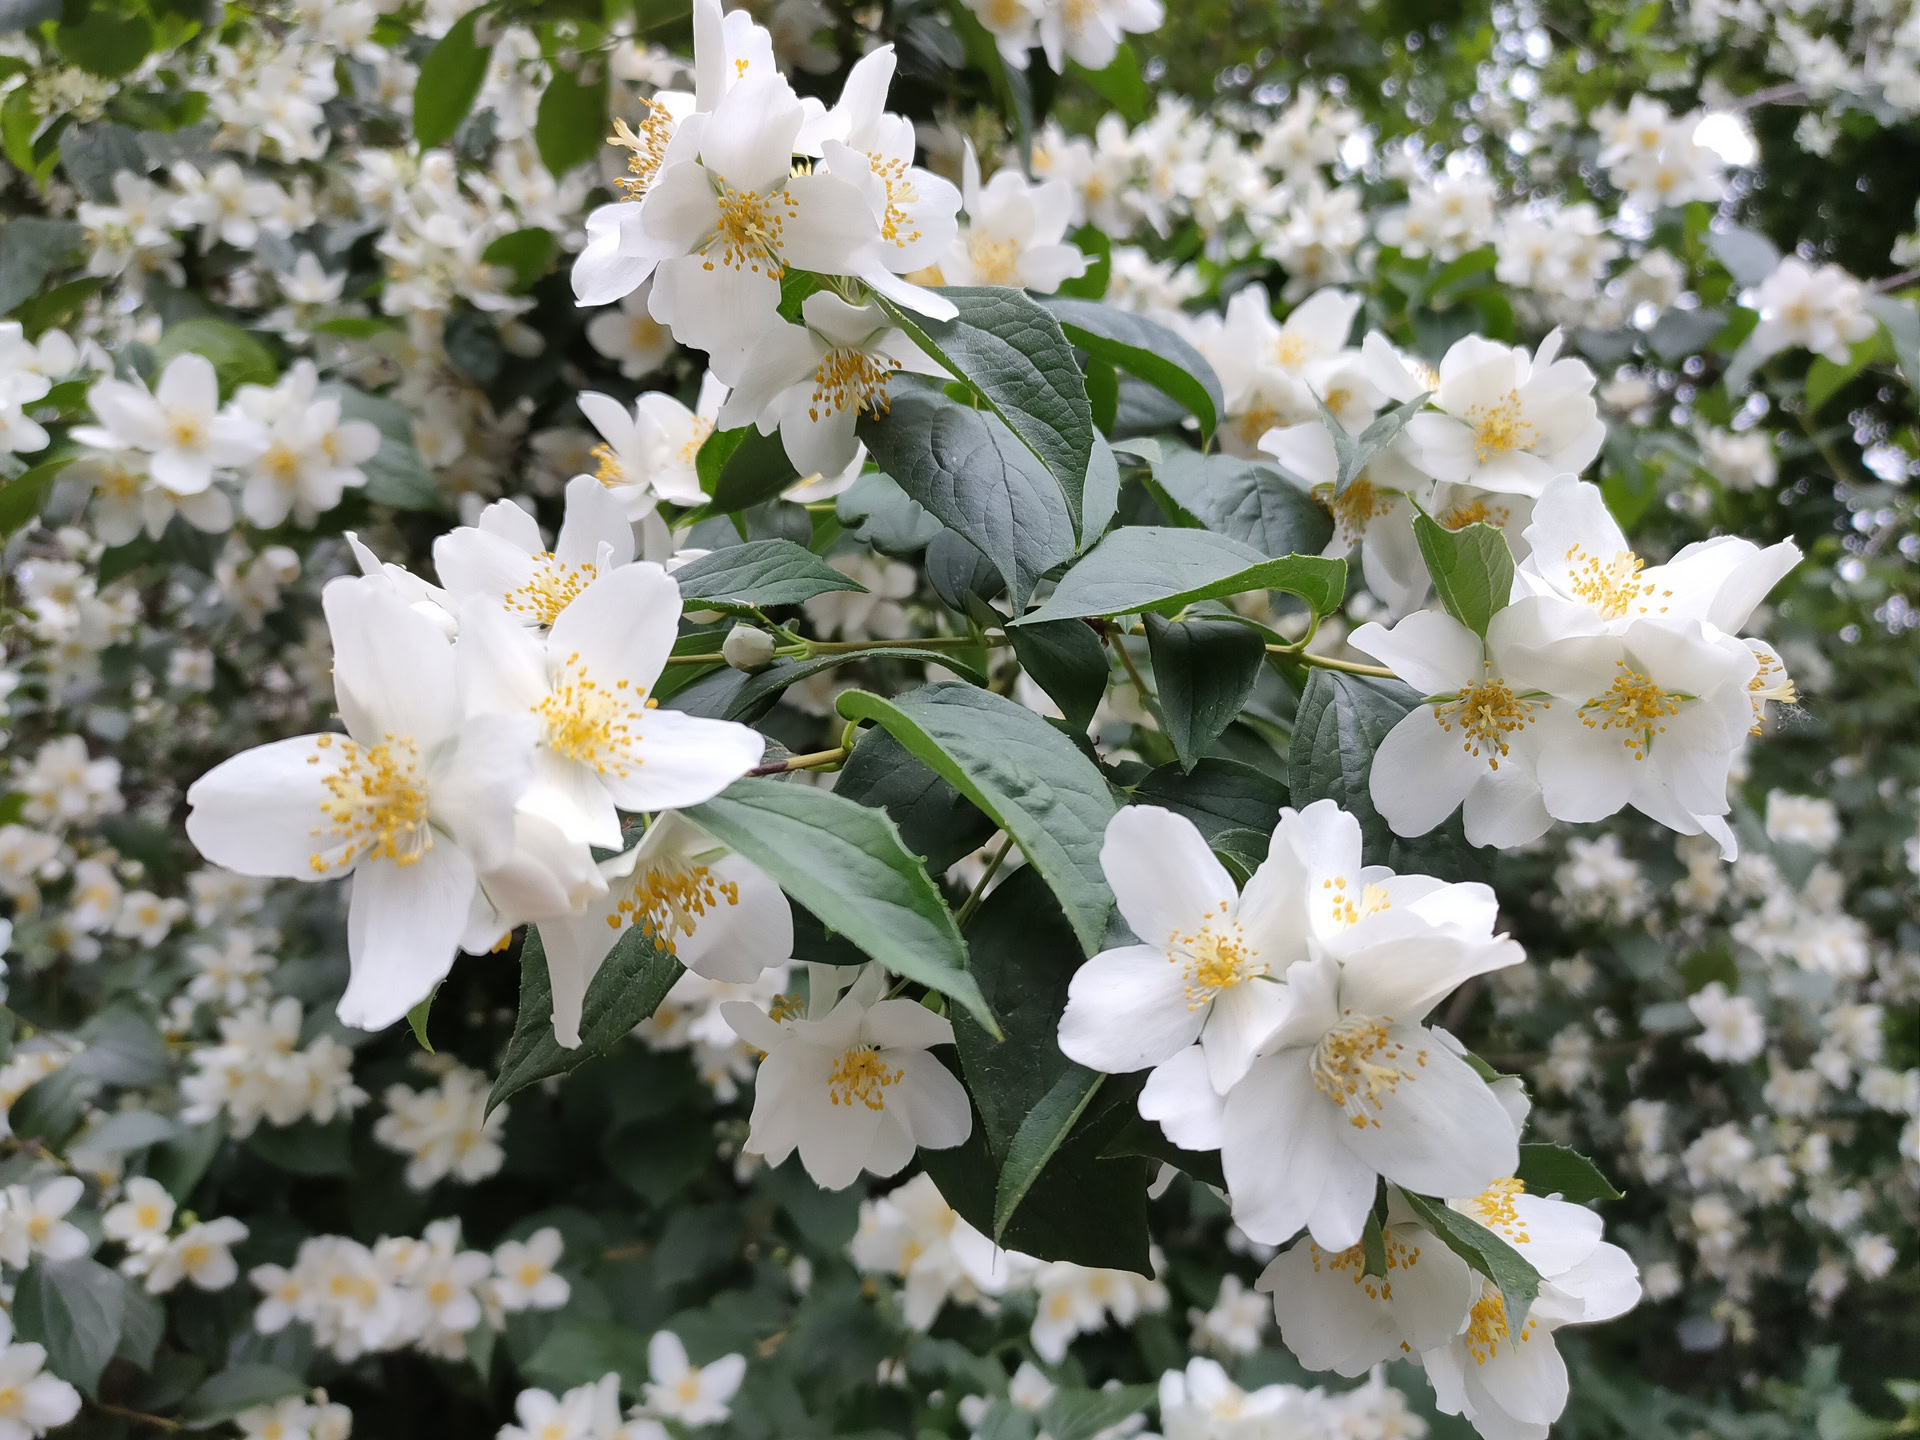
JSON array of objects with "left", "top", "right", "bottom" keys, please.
[
  {"left": 308, "top": 733, "right": 432, "bottom": 873},
  {"left": 507, "top": 554, "right": 598, "bottom": 626},
  {"left": 1561, "top": 543, "right": 1666, "bottom": 618},
  {"left": 610, "top": 101, "right": 674, "bottom": 199},
  {"left": 1434, "top": 671, "right": 1545, "bottom": 770},
  {"left": 966, "top": 233, "right": 1022, "bottom": 285},
  {"left": 1578, "top": 661, "right": 1686, "bottom": 759},
  {"left": 705, "top": 181, "right": 793, "bottom": 277},
  {"left": 535, "top": 655, "right": 648, "bottom": 774},
  {"left": 591, "top": 442, "right": 625, "bottom": 489},
  {"left": 1322, "top": 874, "right": 1391, "bottom": 928},
  {"left": 1439, "top": 498, "right": 1507, "bottom": 530},
  {"left": 1318, "top": 477, "right": 1394, "bottom": 544},
  {"left": 168, "top": 415, "right": 206, "bottom": 449},
  {"left": 1464, "top": 1289, "right": 1536, "bottom": 1364},
  {"left": 809, "top": 347, "right": 894, "bottom": 423},
  {"left": 1314, "top": 1231, "right": 1426, "bottom": 1302},
  {"left": 1166, "top": 911, "right": 1263, "bottom": 1008},
  {"left": 1747, "top": 650, "right": 1796, "bottom": 735},
  {"left": 517, "top": 1261, "right": 544, "bottom": 1287},
  {"left": 606, "top": 858, "right": 740, "bottom": 956},
  {"left": 1272, "top": 332, "right": 1309, "bottom": 369},
  {"left": 676, "top": 1375, "right": 703, "bottom": 1403},
  {"left": 1467, "top": 1177, "right": 1531, "bottom": 1243},
  {"left": 1466, "top": 390, "right": 1534, "bottom": 461},
  {"left": 870, "top": 153, "right": 923, "bottom": 249},
  {"left": 828, "top": 1044, "right": 903, "bottom": 1110},
  {"left": 1311, "top": 1012, "right": 1423, "bottom": 1127},
  {"left": 264, "top": 444, "right": 302, "bottom": 481},
  {"left": 135, "top": 1203, "right": 161, "bottom": 1228},
  {"left": 679, "top": 416, "right": 713, "bottom": 468}
]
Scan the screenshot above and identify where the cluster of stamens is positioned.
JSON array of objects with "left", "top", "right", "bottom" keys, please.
[
  {"left": 965, "top": 233, "right": 1023, "bottom": 285},
  {"left": 1434, "top": 669, "right": 1543, "bottom": 770},
  {"left": 1562, "top": 543, "right": 1667, "bottom": 618},
  {"left": 1318, "top": 478, "right": 1396, "bottom": 544},
  {"left": 704, "top": 182, "right": 796, "bottom": 277},
  {"left": 809, "top": 347, "right": 894, "bottom": 422},
  {"left": 608, "top": 102, "right": 673, "bottom": 199},
  {"left": 1579, "top": 660, "right": 1683, "bottom": 758},
  {"left": 1322, "top": 875, "right": 1391, "bottom": 928},
  {"left": 1464, "top": 1290, "right": 1536, "bottom": 1364},
  {"left": 827, "top": 1044, "right": 902, "bottom": 1110},
  {"left": 1166, "top": 903, "right": 1263, "bottom": 1008},
  {"left": 1316, "top": 1231, "right": 1426, "bottom": 1302},
  {"left": 1747, "top": 649, "right": 1797, "bottom": 735},
  {"left": 1439, "top": 498, "right": 1508, "bottom": 531},
  {"left": 869, "top": 153, "right": 923, "bottom": 249},
  {"left": 506, "top": 554, "right": 598, "bottom": 626},
  {"left": 1311, "top": 1010, "right": 1425, "bottom": 1128},
  {"left": 307, "top": 732, "right": 431, "bottom": 873},
  {"left": 605, "top": 860, "right": 740, "bottom": 958},
  {"left": 1466, "top": 390, "right": 1535, "bottom": 461},
  {"left": 534, "top": 655, "right": 651, "bottom": 775},
  {"left": 1468, "top": 1177, "right": 1531, "bottom": 1244}
]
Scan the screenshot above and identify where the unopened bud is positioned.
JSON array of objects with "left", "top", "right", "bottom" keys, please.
[{"left": 723, "top": 624, "right": 777, "bottom": 672}]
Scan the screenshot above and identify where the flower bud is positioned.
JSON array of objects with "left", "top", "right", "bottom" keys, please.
[{"left": 723, "top": 624, "right": 777, "bottom": 672}]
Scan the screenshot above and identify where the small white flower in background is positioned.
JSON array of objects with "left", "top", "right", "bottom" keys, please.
[
  {"left": 717, "top": 291, "right": 942, "bottom": 482},
  {"left": 143, "top": 1216, "right": 250, "bottom": 1294},
  {"left": 0, "top": 368, "right": 50, "bottom": 458},
  {"left": 0, "top": 1309, "right": 81, "bottom": 1440},
  {"left": 498, "top": 1374, "right": 623, "bottom": 1440},
  {"left": 1689, "top": 981, "right": 1765, "bottom": 1063},
  {"left": 537, "top": 809, "right": 792, "bottom": 1048},
  {"left": 1697, "top": 424, "right": 1777, "bottom": 491},
  {"left": 490, "top": 1226, "right": 571, "bottom": 1313},
  {"left": 231, "top": 363, "right": 380, "bottom": 527},
  {"left": 1765, "top": 791, "right": 1841, "bottom": 852},
  {"left": 0, "top": 1178, "right": 87, "bottom": 1266},
  {"left": 184, "top": 928, "right": 278, "bottom": 1010},
  {"left": 1030, "top": 1260, "right": 1168, "bottom": 1363},
  {"left": 586, "top": 280, "right": 677, "bottom": 379},
  {"left": 75, "top": 352, "right": 267, "bottom": 497},
  {"left": 371, "top": 1065, "right": 508, "bottom": 1190},
  {"left": 573, "top": 376, "right": 721, "bottom": 518},
  {"left": 1747, "top": 258, "right": 1877, "bottom": 364},
  {"left": 803, "top": 552, "right": 916, "bottom": 640},
  {"left": 179, "top": 996, "right": 367, "bottom": 1136},
  {"left": 643, "top": 1330, "right": 746, "bottom": 1426},
  {"left": 1402, "top": 330, "right": 1604, "bottom": 495},
  {"left": 940, "top": 144, "right": 1087, "bottom": 292},
  {"left": 185, "top": 577, "right": 537, "bottom": 1031},
  {"left": 1154, "top": 1357, "right": 1321, "bottom": 1436},
  {"left": 103, "top": 1175, "right": 176, "bottom": 1255},
  {"left": 235, "top": 1396, "right": 320, "bottom": 1440},
  {"left": 1188, "top": 1272, "right": 1269, "bottom": 1355},
  {"left": 849, "top": 1172, "right": 1022, "bottom": 1330},
  {"left": 112, "top": 889, "right": 188, "bottom": 946},
  {"left": 722, "top": 963, "right": 973, "bottom": 1189}
]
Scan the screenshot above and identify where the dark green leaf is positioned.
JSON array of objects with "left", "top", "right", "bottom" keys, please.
[
  {"left": 1041, "top": 1384, "right": 1157, "bottom": 1440},
  {"left": 1412, "top": 514, "right": 1513, "bottom": 637},
  {"left": 724, "top": 646, "right": 987, "bottom": 721},
  {"left": 413, "top": 9, "right": 493, "bottom": 149},
  {"left": 0, "top": 455, "right": 72, "bottom": 541},
  {"left": 1017, "top": 526, "right": 1345, "bottom": 624},
  {"left": 79, "top": 1109, "right": 181, "bottom": 1153},
  {"left": 406, "top": 991, "right": 435, "bottom": 1052},
  {"left": 924, "top": 527, "right": 1006, "bottom": 611},
  {"left": 534, "top": 63, "right": 609, "bottom": 176},
  {"left": 114, "top": 1285, "right": 164, "bottom": 1371},
  {"left": 73, "top": 1002, "right": 170, "bottom": 1086},
  {"left": 522, "top": 1322, "right": 652, "bottom": 1397},
  {"left": 1362, "top": 1209, "right": 1389, "bottom": 1277},
  {"left": 152, "top": 318, "right": 277, "bottom": 396},
  {"left": 488, "top": 919, "right": 683, "bottom": 1114},
  {"left": 246, "top": 1119, "right": 353, "bottom": 1176},
  {"left": 54, "top": 8, "right": 153, "bottom": 76},
  {"left": 1151, "top": 447, "right": 1334, "bottom": 558},
  {"left": 58, "top": 122, "right": 146, "bottom": 202},
  {"left": 835, "top": 469, "right": 941, "bottom": 554},
  {"left": 1397, "top": 1188, "right": 1541, "bottom": 1328},
  {"left": 996, "top": 1064, "right": 1103, "bottom": 1236},
  {"left": 480, "top": 227, "right": 557, "bottom": 291},
  {"left": 858, "top": 383, "right": 1075, "bottom": 610},
  {"left": 177, "top": 1364, "right": 307, "bottom": 1428},
  {"left": 1098, "top": 1107, "right": 1225, "bottom": 1189},
  {"left": 8, "top": 1066, "right": 98, "bottom": 1149},
  {"left": 1144, "top": 614, "right": 1266, "bottom": 770},
  {"left": 1865, "top": 294, "right": 1920, "bottom": 402},
  {"left": 832, "top": 727, "right": 997, "bottom": 875},
  {"left": 1042, "top": 297, "right": 1223, "bottom": 440},
  {"left": 1321, "top": 391, "right": 1428, "bottom": 499},
  {"left": 876, "top": 287, "right": 1095, "bottom": 535},
  {"left": 673, "top": 538, "right": 865, "bottom": 609},
  {"left": 0, "top": 218, "right": 83, "bottom": 316},
  {"left": 706, "top": 427, "right": 800, "bottom": 514},
  {"left": 686, "top": 778, "right": 992, "bottom": 1032},
  {"left": 14, "top": 1257, "right": 128, "bottom": 1397},
  {"left": 1008, "top": 618, "right": 1109, "bottom": 734},
  {"left": 837, "top": 683, "right": 1117, "bottom": 956},
  {"left": 1516, "top": 1143, "right": 1625, "bottom": 1204},
  {"left": 1131, "top": 758, "right": 1286, "bottom": 840}
]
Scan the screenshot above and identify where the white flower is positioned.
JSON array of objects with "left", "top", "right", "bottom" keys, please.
[
  {"left": 75, "top": 353, "right": 267, "bottom": 496},
  {"left": 1764, "top": 791, "right": 1841, "bottom": 851},
  {"left": 1688, "top": 982, "right": 1765, "bottom": 1063},
  {"left": 458, "top": 562, "right": 763, "bottom": 849},
  {"left": 1030, "top": 1261, "right": 1166, "bottom": 1362},
  {"left": 490, "top": 1227, "right": 571, "bottom": 1312},
  {"left": 144, "top": 1216, "right": 250, "bottom": 1294},
  {"left": 1056, "top": 805, "right": 1297, "bottom": 1093},
  {"left": 1748, "top": 258, "right": 1877, "bottom": 364},
  {"left": 185, "top": 577, "right": 537, "bottom": 1030},
  {"left": 371, "top": 1067, "right": 508, "bottom": 1190},
  {"left": 941, "top": 145, "right": 1087, "bottom": 292},
  {"left": 0, "top": 1315, "right": 81, "bottom": 1440},
  {"left": 236, "top": 1398, "right": 318, "bottom": 1440},
  {"left": 103, "top": 1176, "right": 176, "bottom": 1254},
  {"left": 848, "top": 1172, "right": 1018, "bottom": 1329},
  {"left": 0, "top": 1179, "right": 86, "bottom": 1265},
  {"left": 716, "top": 291, "right": 941, "bottom": 482},
  {"left": 1188, "top": 1273, "right": 1269, "bottom": 1355},
  {"left": 537, "top": 809, "right": 792, "bottom": 1048},
  {"left": 643, "top": 1331, "right": 746, "bottom": 1426},
  {"left": 498, "top": 1377, "right": 621, "bottom": 1440},
  {"left": 1402, "top": 331, "right": 1605, "bottom": 495},
  {"left": 1035, "top": 0, "right": 1164, "bottom": 72},
  {"left": 586, "top": 280, "right": 678, "bottom": 379},
  {"left": 722, "top": 964, "right": 972, "bottom": 1189},
  {"left": 232, "top": 364, "right": 379, "bottom": 527},
  {"left": 433, "top": 477, "right": 637, "bottom": 627}
]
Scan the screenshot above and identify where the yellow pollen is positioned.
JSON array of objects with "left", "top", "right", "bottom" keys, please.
[
  {"left": 134, "top": 1203, "right": 161, "bottom": 1228},
  {"left": 1747, "top": 651, "right": 1796, "bottom": 735},
  {"left": 986, "top": 0, "right": 1021, "bottom": 21},
  {"left": 1314, "top": 1232, "right": 1425, "bottom": 1300},
  {"left": 1465, "top": 1289, "right": 1535, "bottom": 1364},
  {"left": 592, "top": 442, "right": 624, "bottom": 488},
  {"left": 1166, "top": 906, "right": 1264, "bottom": 1007},
  {"left": 517, "top": 1261, "right": 543, "bottom": 1287},
  {"left": 1434, "top": 668, "right": 1545, "bottom": 770},
  {"left": 1579, "top": 660, "right": 1684, "bottom": 758},
  {"left": 1439, "top": 498, "right": 1509, "bottom": 531},
  {"left": 1466, "top": 391, "right": 1534, "bottom": 461},
  {"left": 869, "top": 153, "right": 923, "bottom": 249},
  {"left": 507, "top": 553, "right": 598, "bottom": 625},
  {"left": 168, "top": 416, "right": 205, "bottom": 448},
  {"left": 607, "top": 859, "right": 739, "bottom": 956},
  {"left": 609, "top": 102, "right": 674, "bottom": 199},
  {"left": 808, "top": 347, "right": 894, "bottom": 424},
  {"left": 1561, "top": 543, "right": 1667, "bottom": 618},
  {"left": 679, "top": 416, "right": 714, "bottom": 468},
  {"left": 1272, "top": 332, "right": 1308, "bottom": 369},
  {"left": 1470, "top": 1177, "right": 1531, "bottom": 1243},
  {"left": 703, "top": 181, "right": 795, "bottom": 277},
  {"left": 26, "top": 1215, "right": 50, "bottom": 1241},
  {"left": 1321, "top": 874, "right": 1392, "bottom": 928},
  {"left": 307, "top": 734, "right": 432, "bottom": 874},
  {"left": 1312, "top": 1012, "right": 1423, "bottom": 1127},
  {"left": 768, "top": 991, "right": 803, "bottom": 1022},
  {"left": 828, "top": 1044, "right": 903, "bottom": 1110},
  {"left": 1318, "top": 477, "right": 1394, "bottom": 544},
  {"left": 428, "top": 1279, "right": 454, "bottom": 1306},
  {"left": 264, "top": 445, "right": 301, "bottom": 481},
  {"left": 535, "top": 653, "right": 646, "bottom": 774},
  {"left": 0, "top": 1385, "right": 21, "bottom": 1417},
  {"left": 966, "top": 233, "right": 1023, "bottom": 285}
]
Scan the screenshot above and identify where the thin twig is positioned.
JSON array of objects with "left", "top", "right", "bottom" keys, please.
[
  {"left": 91, "top": 1402, "right": 182, "bottom": 1432},
  {"left": 1276, "top": 647, "right": 1397, "bottom": 679},
  {"left": 745, "top": 746, "right": 847, "bottom": 777},
  {"left": 954, "top": 834, "right": 1015, "bottom": 929}
]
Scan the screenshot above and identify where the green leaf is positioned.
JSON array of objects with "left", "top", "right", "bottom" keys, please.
[
  {"left": 995, "top": 1067, "right": 1105, "bottom": 1236},
  {"left": 1150, "top": 447, "right": 1334, "bottom": 558},
  {"left": 672, "top": 539, "right": 865, "bottom": 610},
  {"left": 522, "top": 1322, "right": 653, "bottom": 1397},
  {"left": 1016, "top": 526, "right": 1346, "bottom": 625},
  {"left": 413, "top": 8, "right": 494, "bottom": 149},
  {"left": 73, "top": 1001, "right": 171, "bottom": 1086},
  {"left": 724, "top": 646, "right": 987, "bottom": 722},
  {"left": 686, "top": 778, "right": 993, "bottom": 1033},
  {"left": 14, "top": 1257, "right": 128, "bottom": 1397},
  {"left": 832, "top": 727, "right": 997, "bottom": 876},
  {"left": 1131, "top": 757, "right": 1287, "bottom": 840},
  {"left": 54, "top": 7, "right": 154, "bottom": 76},
  {"left": 1516, "top": 1143, "right": 1625, "bottom": 1204},
  {"left": 874, "top": 287, "right": 1095, "bottom": 536},
  {"left": 58, "top": 121, "right": 147, "bottom": 202},
  {"left": 151, "top": 318, "right": 277, "bottom": 396},
  {"left": 1804, "top": 328, "right": 1891, "bottom": 416},
  {"left": 1707, "top": 226, "right": 1780, "bottom": 288},
  {"left": 0, "top": 217, "right": 82, "bottom": 316},
  {"left": 1057, "top": 224, "right": 1110, "bottom": 301},
  {"left": 1143, "top": 614, "right": 1266, "bottom": 769},
  {"left": 1412, "top": 514, "right": 1514, "bottom": 637},
  {"left": 480, "top": 226, "right": 557, "bottom": 291},
  {"left": 487, "top": 918, "right": 684, "bottom": 1114},
  {"left": 246, "top": 1118, "right": 353, "bottom": 1176},
  {"left": 1321, "top": 391, "right": 1428, "bottom": 499},
  {"left": 858, "top": 383, "right": 1075, "bottom": 610},
  {"left": 1865, "top": 294, "right": 1920, "bottom": 402},
  {"left": 1067, "top": 41, "right": 1149, "bottom": 122},
  {"left": 1361, "top": 1209, "right": 1389, "bottom": 1278},
  {"left": 406, "top": 992, "right": 435, "bottom": 1052},
  {"left": 177, "top": 1364, "right": 307, "bottom": 1428},
  {"left": 1041, "top": 1384, "right": 1157, "bottom": 1440},
  {"left": 836, "top": 682, "right": 1118, "bottom": 956},
  {"left": 77, "top": 1109, "right": 181, "bottom": 1153},
  {"left": 0, "top": 455, "right": 72, "bottom": 542},
  {"left": 321, "top": 383, "right": 440, "bottom": 509},
  {"left": 1041, "top": 297, "right": 1223, "bottom": 440},
  {"left": 1646, "top": 306, "right": 1728, "bottom": 364},
  {"left": 8, "top": 1066, "right": 97, "bottom": 1150},
  {"left": 705, "top": 426, "right": 800, "bottom": 514},
  {"left": 1008, "top": 618, "right": 1110, "bottom": 734},
  {"left": 1397, "top": 1188, "right": 1541, "bottom": 1329},
  {"left": 534, "top": 63, "right": 609, "bottom": 176},
  {"left": 835, "top": 469, "right": 941, "bottom": 554},
  {"left": 114, "top": 1285, "right": 163, "bottom": 1371}
]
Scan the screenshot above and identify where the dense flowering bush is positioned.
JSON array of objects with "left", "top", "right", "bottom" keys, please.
[{"left": 0, "top": 0, "right": 1914, "bottom": 1437}]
